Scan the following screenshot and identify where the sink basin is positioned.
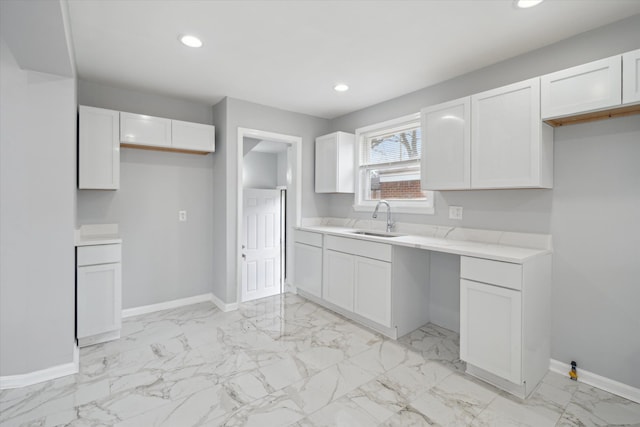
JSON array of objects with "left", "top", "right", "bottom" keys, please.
[{"left": 349, "top": 230, "right": 406, "bottom": 238}]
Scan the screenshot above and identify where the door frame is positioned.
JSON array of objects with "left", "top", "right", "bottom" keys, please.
[{"left": 236, "top": 127, "right": 302, "bottom": 304}]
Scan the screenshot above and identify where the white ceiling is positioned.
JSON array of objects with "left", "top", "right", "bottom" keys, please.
[{"left": 66, "top": 0, "right": 640, "bottom": 119}]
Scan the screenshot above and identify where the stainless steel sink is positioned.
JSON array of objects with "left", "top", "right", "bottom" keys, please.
[{"left": 349, "top": 230, "right": 406, "bottom": 238}]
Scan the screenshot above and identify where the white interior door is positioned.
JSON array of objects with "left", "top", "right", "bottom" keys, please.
[{"left": 242, "top": 188, "right": 282, "bottom": 302}]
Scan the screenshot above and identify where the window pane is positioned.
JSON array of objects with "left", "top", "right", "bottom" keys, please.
[
  {"left": 364, "top": 127, "right": 422, "bottom": 166},
  {"left": 362, "top": 166, "right": 428, "bottom": 201}
]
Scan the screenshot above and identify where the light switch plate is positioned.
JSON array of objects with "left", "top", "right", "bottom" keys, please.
[
  {"left": 178, "top": 210, "right": 187, "bottom": 222},
  {"left": 449, "top": 206, "right": 463, "bottom": 220}
]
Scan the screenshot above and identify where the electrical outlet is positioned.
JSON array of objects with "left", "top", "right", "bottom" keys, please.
[
  {"left": 449, "top": 206, "right": 463, "bottom": 220},
  {"left": 178, "top": 210, "right": 187, "bottom": 222}
]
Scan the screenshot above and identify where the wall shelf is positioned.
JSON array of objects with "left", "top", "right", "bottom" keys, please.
[{"left": 544, "top": 104, "right": 640, "bottom": 127}]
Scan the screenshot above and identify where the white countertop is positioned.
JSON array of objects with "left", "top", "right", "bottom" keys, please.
[
  {"left": 296, "top": 224, "right": 551, "bottom": 264},
  {"left": 75, "top": 224, "right": 122, "bottom": 247}
]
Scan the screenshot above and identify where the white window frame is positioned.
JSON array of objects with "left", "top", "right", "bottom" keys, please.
[{"left": 353, "top": 113, "right": 435, "bottom": 215}]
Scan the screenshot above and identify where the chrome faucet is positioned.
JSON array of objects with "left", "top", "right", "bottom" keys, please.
[{"left": 372, "top": 200, "right": 394, "bottom": 232}]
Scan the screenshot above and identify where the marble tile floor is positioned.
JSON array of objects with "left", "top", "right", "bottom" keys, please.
[{"left": 2, "top": 293, "right": 639, "bottom": 427}]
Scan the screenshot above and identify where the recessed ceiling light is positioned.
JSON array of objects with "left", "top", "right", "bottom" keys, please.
[
  {"left": 179, "top": 34, "right": 203, "bottom": 48},
  {"left": 334, "top": 83, "right": 349, "bottom": 92},
  {"left": 515, "top": 0, "right": 544, "bottom": 8}
]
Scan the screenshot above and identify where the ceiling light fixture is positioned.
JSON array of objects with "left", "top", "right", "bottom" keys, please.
[
  {"left": 515, "top": 0, "right": 544, "bottom": 8},
  {"left": 334, "top": 83, "right": 349, "bottom": 92},
  {"left": 179, "top": 34, "right": 203, "bottom": 48}
]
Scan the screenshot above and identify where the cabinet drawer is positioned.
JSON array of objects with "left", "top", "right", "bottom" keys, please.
[
  {"left": 325, "top": 235, "right": 391, "bottom": 262},
  {"left": 461, "top": 256, "right": 522, "bottom": 290},
  {"left": 295, "top": 230, "right": 323, "bottom": 247},
  {"left": 77, "top": 244, "right": 121, "bottom": 266}
]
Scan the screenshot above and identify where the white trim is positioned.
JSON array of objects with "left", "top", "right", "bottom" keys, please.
[
  {"left": 549, "top": 359, "right": 640, "bottom": 404},
  {"left": 0, "top": 344, "right": 79, "bottom": 390},
  {"left": 211, "top": 292, "right": 239, "bottom": 312},
  {"left": 122, "top": 293, "right": 214, "bottom": 318},
  {"left": 236, "top": 128, "right": 302, "bottom": 304},
  {"left": 78, "top": 329, "right": 120, "bottom": 348}
]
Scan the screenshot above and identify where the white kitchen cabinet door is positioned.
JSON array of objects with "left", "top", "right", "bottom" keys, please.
[
  {"left": 77, "top": 262, "right": 122, "bottom": 339},
  {"left": 421, "top": 97, "right": 471, "bottom": 190},
  {"left": 294, "top": 242, "right": 322, "bottom": 298},
  {"left": 623, "top": 49, "right": 640, "bottom": 105},
  {"left": 172, "top": 120, "right": 215, "bottom": 152},
  {"left": 120, "top": 112, "right": 171, "bottom": 147},
  {"left": 78, "top": 106, "right": 119, "bottom": 190},
  {"left": 354, "top": 256, "right": 392, "bottom": 327},
  {"left": 460, "top": 279, "right": 522, "bottom": 384},
  {"left": 315, "top": 132, "right": 355, "bottom": 193},
  {"left": 541, "top": 56, "right": 622, "bottom": 119},
  {"left": 323, "top": 249, "right": 355, "bottom": 311},
  {"left": 471, "top": 78, "right": 552, "bottom": 189}
]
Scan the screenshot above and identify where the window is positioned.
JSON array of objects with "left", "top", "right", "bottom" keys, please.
[{"left": 354, "top": 113, "right": 434, "bottom": 214}]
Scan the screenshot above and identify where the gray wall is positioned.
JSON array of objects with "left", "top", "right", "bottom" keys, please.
[
  {"left": 212, "top": 97, "right": 331, "bottom": 303},
  {"left": 243, "top": 151, "right": 278, "bottom": 189},
  {"left": 327, "top": 15, "right": 640, "bottom": 388},
  {"left": 76, "top": 80, "right": 215, "bottom": 309},
  {"left": 0, "top": 38, "right": 76, "bottom": 375}
]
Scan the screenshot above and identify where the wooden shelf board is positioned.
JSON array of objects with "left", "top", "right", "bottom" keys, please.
[
  {"left": 544, "top": 104, "right": 640, "bottom": 127},
  {"left": 120, "top": 143, "right": 211, "bottom": 155}
]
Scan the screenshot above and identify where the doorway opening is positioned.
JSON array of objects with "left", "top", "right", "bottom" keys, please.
[{"left": 236, "top": 128, "right": 302, "bottom": 303}]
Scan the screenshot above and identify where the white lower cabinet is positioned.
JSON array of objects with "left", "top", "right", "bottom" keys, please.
[
  {"left": 294, "top": 230, "right": 323, "bottom": 298},
  {"left": 294, "top": 242, "right": 323, "bottom": 298},
  {"left": 459, "top": 255, "right": 551, "bottom": 399},
  {"left": 77, "top": 263, "right": 122, "bottom": 338},
  {"left": 460, "top": 279, "right": 522, "bottom": 384},
  {"left": 77, "top": 243, "right": 122, "bottom": 347},
  {"left": 323, "top": 249, "right": 355, "bottom": 311},
  {"left": 322, "top": 235, "right": 395, "bottom": 331},
  {"left": 354, "top": 256, "right": 392, "bottom": 327}
]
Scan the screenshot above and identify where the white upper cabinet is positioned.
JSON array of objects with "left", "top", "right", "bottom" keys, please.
[
  {"left": 315, "top": 132, "right": 355, "bottom": 193},
  {"left": 421, "top": 97, "right": 471, "bottom": 190},
  {"left": 78, "top": 106, "right": 120, "bottom": 190},
  {"left": 172, "top": 120, "right": 216, "bottom": 152},
  {"left": 541, "top": 55, "right": 622, "bottom": 119},
  {"left": 120, "top": 112, "right": 215, "bottom": 153},
  {"left": 471, "top": 78, "right": 553, "bottom": 189},
  {"left": 120, "top": 112, "right": 172, "bottom": 148},
  {"left": 623, "top": 49, "right": 640, "bottom": 105}
]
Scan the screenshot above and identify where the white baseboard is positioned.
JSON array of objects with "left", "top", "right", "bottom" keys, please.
[
  {"left": 122, "top": 293, "right": 214, "bottom": 318},
  {"left": 211, "top": 293, "right": 238, "bottom": 312},
  {"left": 549, "top": 359, "right": 640, "bottom": 404},
  {"left": 0, "top": 344, "right": 79, "bottom": 390}
]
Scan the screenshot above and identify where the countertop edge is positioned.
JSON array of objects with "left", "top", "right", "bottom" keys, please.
[
  {"left": 75, "top": 237, "right": 123, "bottom": 247},
  {"left": 295, "top": 225, "right": 551, "bottom": 264}
]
